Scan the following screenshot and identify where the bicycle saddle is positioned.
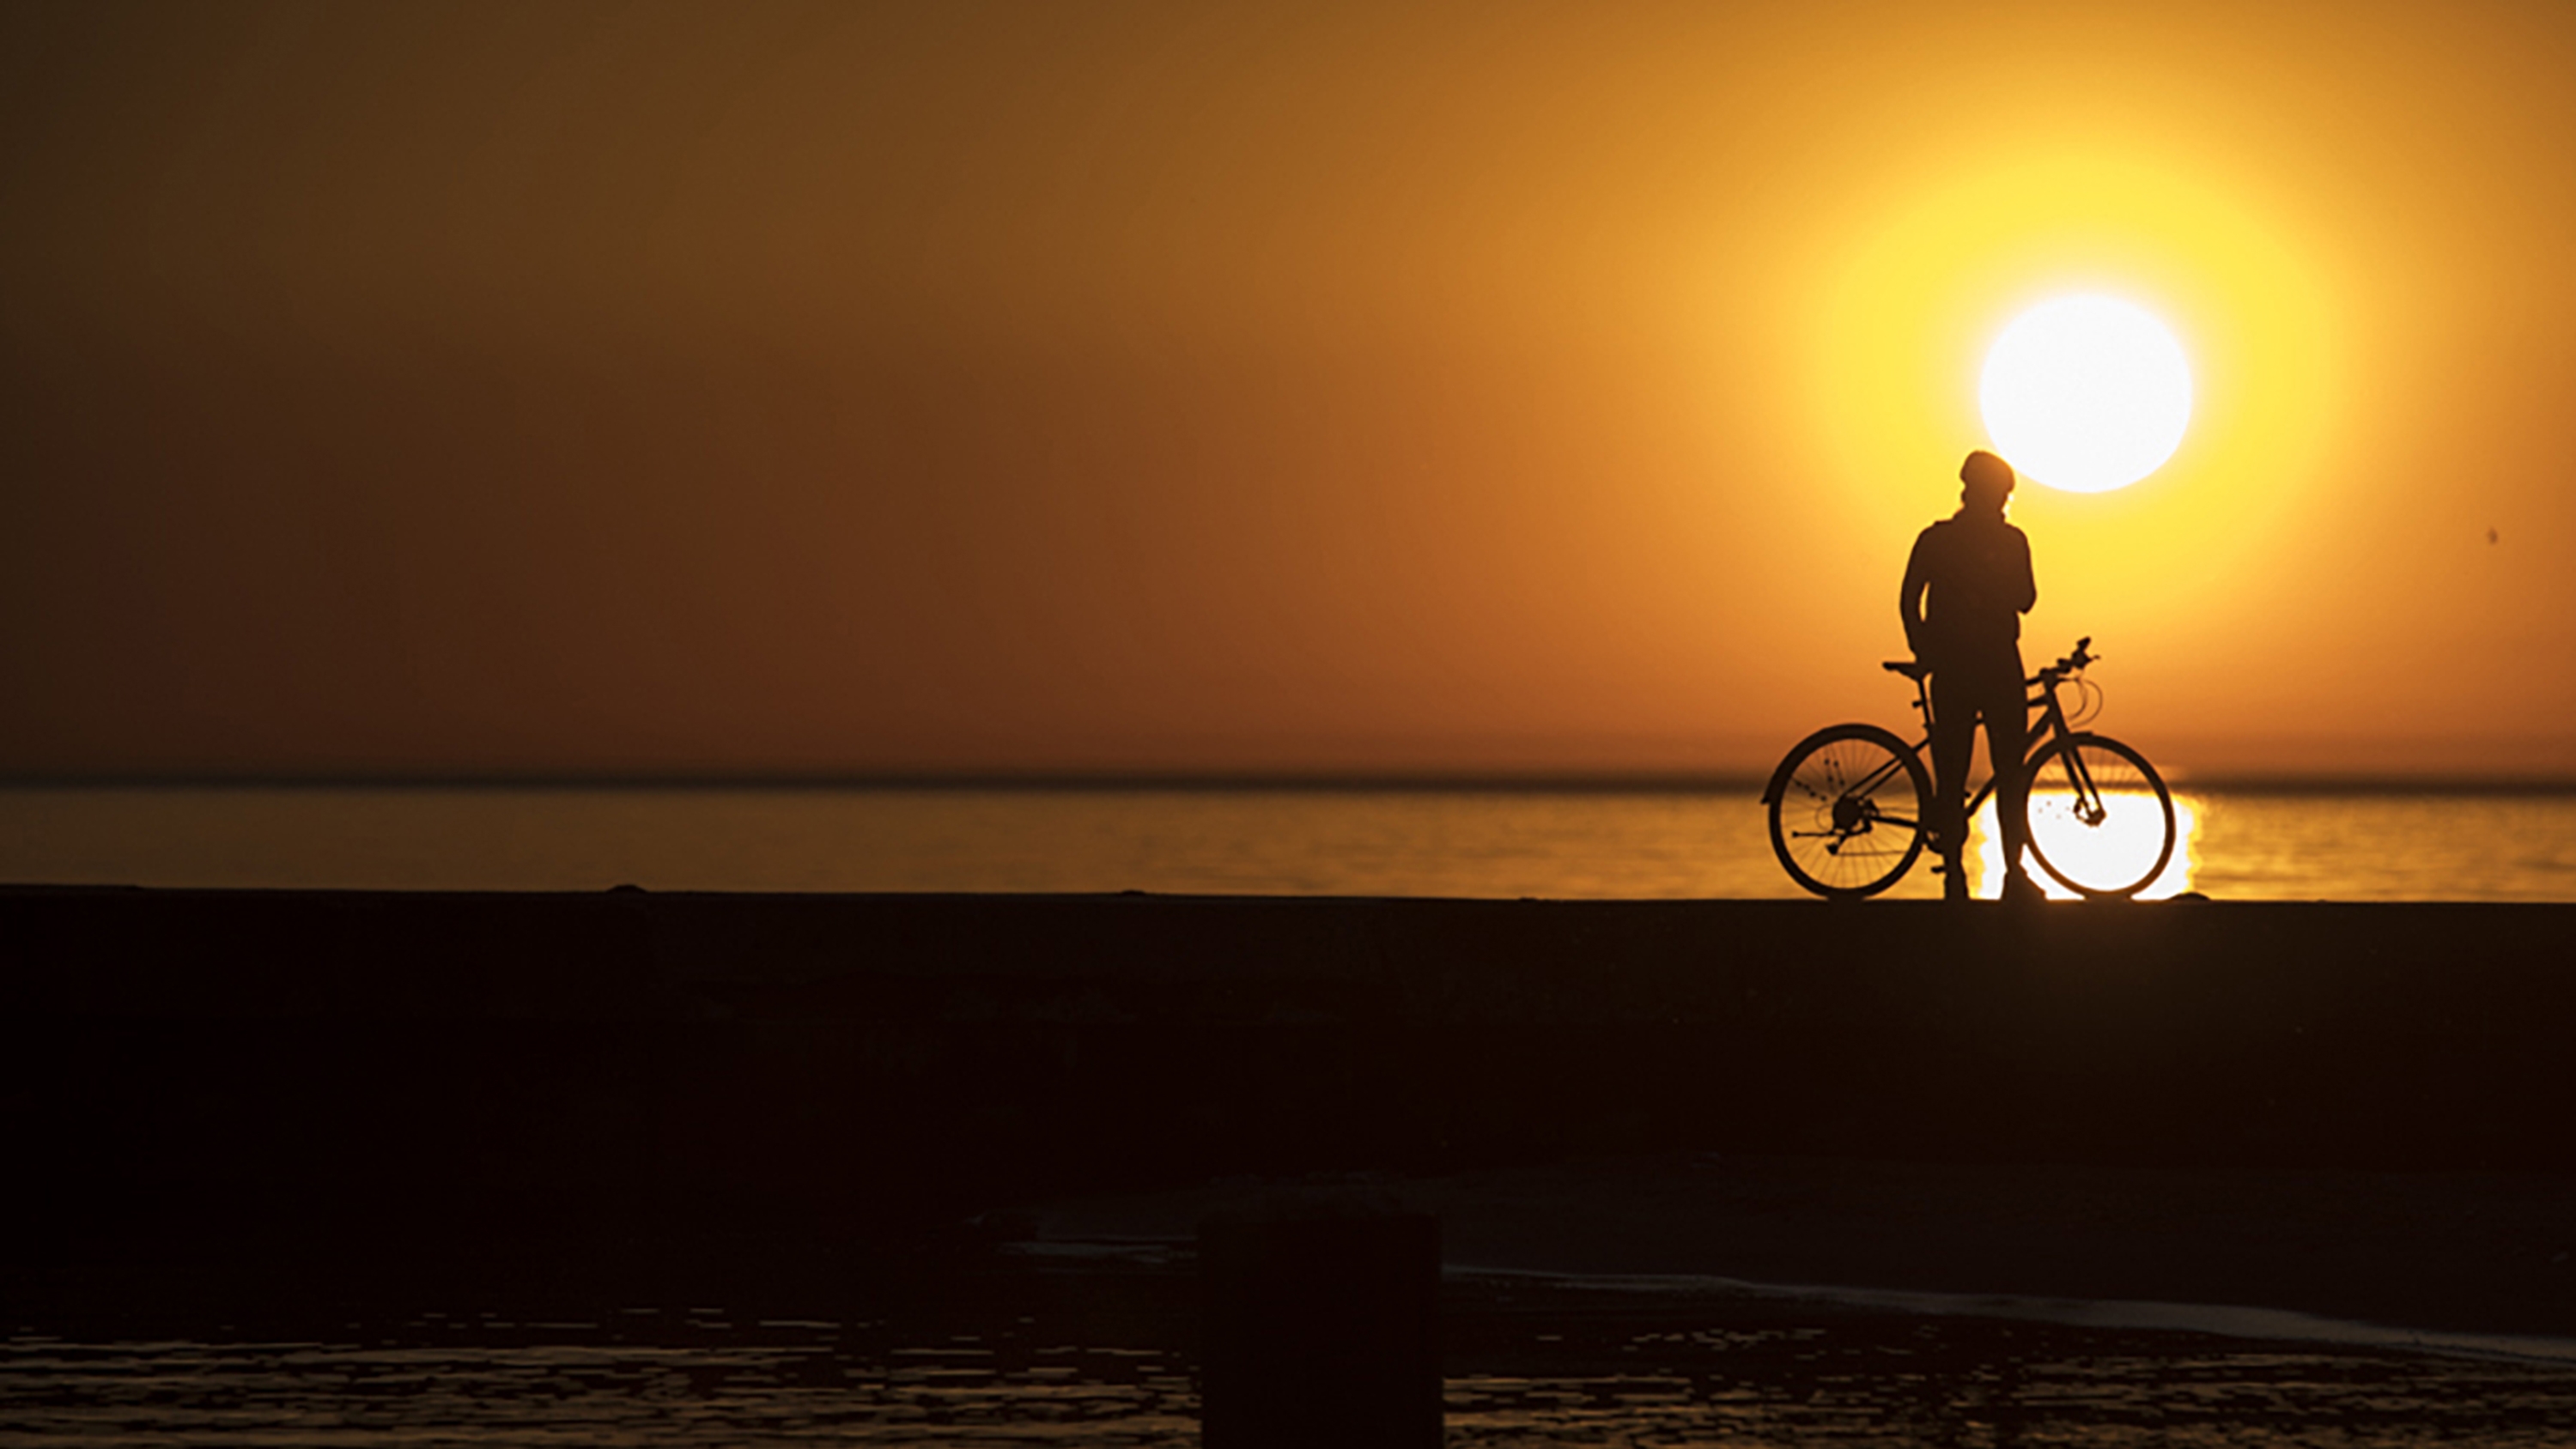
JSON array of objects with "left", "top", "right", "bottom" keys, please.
[{"left": 1881, "top": 659, "right": 1930, "bottom": 682}]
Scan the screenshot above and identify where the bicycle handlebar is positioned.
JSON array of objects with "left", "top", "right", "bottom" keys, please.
[
  {"left": 1904, "top": 638, "right": 2100, "bottom": 687},
  {"left": 2034, "top": 637, "right": 2097, "bottom": 683}
]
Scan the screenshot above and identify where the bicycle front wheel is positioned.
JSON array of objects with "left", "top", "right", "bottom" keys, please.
[
  {"left": 1765, "top": 724, "right": 1931, "bottom": 899},
  {"left": 2020, "top": 732, "right": 2175, "bottom": 899}
]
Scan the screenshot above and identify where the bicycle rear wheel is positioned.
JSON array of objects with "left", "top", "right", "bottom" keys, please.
[
  {"left": 2020, "top": 732, "right": 2175, "bottom": 899},
  {"left": 1765, "top": 724, "right": 1931, "bottom": 899}
]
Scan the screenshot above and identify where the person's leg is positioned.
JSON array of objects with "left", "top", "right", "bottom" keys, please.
[
  {"left": 1928, "top": 671, "right": 1974, "bottom": 899},
  {"left": 1982, "top": 665, "right": 2034, "bottom": 891}
]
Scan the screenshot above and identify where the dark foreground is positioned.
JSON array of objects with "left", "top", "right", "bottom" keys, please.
[
  {"left": 7, "top": 889, "right": 2574, "bottom": 1261},
  {"left": 9, "top": 885, "right": 2574, "bottom": 1203},
  {"left": 7, "top": 888, "right": 2576, "bottom": 1441}
]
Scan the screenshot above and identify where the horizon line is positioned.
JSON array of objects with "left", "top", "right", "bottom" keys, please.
[{"left": 9, "top": 769, "right": 2576, "bottom": 796}]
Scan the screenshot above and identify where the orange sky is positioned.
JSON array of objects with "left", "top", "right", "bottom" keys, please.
[{"left": 3, "top": 1, "right": 2572, "bottom": 779}]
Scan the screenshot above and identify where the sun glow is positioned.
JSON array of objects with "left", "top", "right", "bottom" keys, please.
[
  {"left": 1801, "top": 151, "right": 2342, "bottom": 642},
  {"left": 1980, "top": 295, "right": 2191, "bottom": 493},
  {"left": 1970, "top": 792, "right": 2200, "bottom": 900}
]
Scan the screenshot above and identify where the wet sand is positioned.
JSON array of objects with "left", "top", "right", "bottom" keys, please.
[{"left": 1026, "top": 1152, "right": 2576, "bottom": 1344}]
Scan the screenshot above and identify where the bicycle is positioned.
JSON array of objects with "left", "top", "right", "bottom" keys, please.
[{"left": 1760, "top": 638, "right": 2176, "bottom": 900}]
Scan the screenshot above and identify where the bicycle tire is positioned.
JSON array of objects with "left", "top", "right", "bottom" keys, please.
[
  {"left": 2020, "top": 732, "right": 2176, "bottom": 899},
  {"left": 1765, "top": 724, "right": 1931, "bottom": 899}
]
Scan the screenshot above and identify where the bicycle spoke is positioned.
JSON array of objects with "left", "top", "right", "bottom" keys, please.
[
  {"left": 2022, "top": 735, "right": 2174, "bottom": 898},
  {"left": 1768, "top": 726, "right": 1932, "bottom": 897}
]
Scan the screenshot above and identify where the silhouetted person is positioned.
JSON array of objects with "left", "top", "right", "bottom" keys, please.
[{"left": 1901, "top": 451, "right": 2038, "bottom": 901}]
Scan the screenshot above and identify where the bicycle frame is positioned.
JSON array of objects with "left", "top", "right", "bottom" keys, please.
[
  {"left": 1764, "top": 637, "right": 2172, "bottom": 899},
  {"left": 1901, "top": 663, "right": 2102, "bottom": 828},
  {"left": 1796, "top": 654, "right": 2104, "bottom": 841}
]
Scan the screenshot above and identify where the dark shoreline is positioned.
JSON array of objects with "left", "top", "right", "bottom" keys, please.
[{"left": 7, "top": 887, "right": 2573, "bottom": 1331}]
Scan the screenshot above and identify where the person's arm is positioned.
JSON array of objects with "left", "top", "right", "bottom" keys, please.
[
  {"left": 2010, "top": 529, "right": 2036, "bottom": 616},
  {"left": 1899, "top": 531, "right": 1933, "bottom": 658}
]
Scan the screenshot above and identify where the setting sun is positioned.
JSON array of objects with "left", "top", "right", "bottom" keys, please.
[{"left": 1981, "top": 295, "right": 2194, "bottom": 493}]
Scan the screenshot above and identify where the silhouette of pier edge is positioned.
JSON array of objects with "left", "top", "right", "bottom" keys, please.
[{"left": 7, "top": 885, "right": 2572, "bottom": 1269}]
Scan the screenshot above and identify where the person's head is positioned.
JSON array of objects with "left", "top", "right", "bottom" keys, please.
[{"left": 1959, "top": 450, "right": 2015, "bottom": 513}]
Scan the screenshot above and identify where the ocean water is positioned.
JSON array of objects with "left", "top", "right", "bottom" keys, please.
[
  {"left": 10, "top": 1275, "right": 2576, "bottom": 1446},
  {"left": 4, "top": 785, "right": 2576, "bottom": 900}
]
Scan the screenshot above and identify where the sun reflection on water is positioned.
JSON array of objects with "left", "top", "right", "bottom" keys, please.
[{"left": 1970, "top": 792, "right": 2201, "bottom": 900}]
